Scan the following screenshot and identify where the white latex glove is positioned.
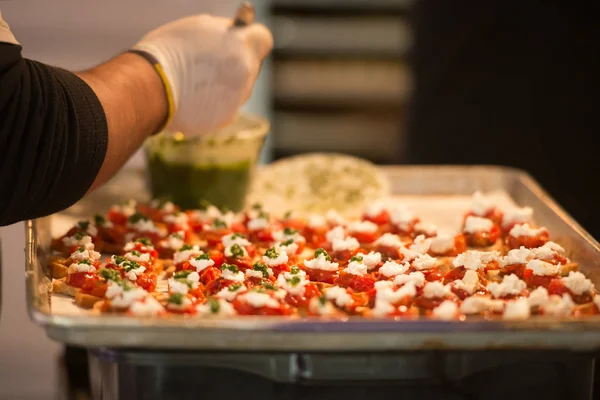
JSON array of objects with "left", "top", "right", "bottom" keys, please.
[{"left": 132, "top": 13, "right": 273, "bottom": 136}]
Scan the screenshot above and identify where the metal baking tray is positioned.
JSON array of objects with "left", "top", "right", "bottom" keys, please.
[{"left": 25, "top": 166, "right": 600, "bottom": 351}]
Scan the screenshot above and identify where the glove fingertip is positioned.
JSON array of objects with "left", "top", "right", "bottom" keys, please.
[{"left": 242, "top": 23, "right": 274, "bottom": 60}]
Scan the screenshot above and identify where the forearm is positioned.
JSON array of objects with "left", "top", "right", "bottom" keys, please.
[
  {"left": 0, "top": 44, "right": 166, "bottom": 225},
  {"left": 77, "top": 52, "right": 168, "bottom": 191}
]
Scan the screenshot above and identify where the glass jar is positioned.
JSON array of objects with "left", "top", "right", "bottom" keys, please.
[{"left": 144, "top": 114, "right": 269, "bottom": 211}]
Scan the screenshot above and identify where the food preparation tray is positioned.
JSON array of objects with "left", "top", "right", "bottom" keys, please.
[{"left": 25, "top": 166, "right": 600, "bottom": 350}]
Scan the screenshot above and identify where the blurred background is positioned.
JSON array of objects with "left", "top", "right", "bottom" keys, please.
[
  {"left": 0, "top": 1, "right": 412, "bottom": 398},
  {"left": 1, "top": 0, "right": 598, "bottom": 398}
]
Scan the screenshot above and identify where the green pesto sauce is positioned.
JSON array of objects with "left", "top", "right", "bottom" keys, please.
[{"left": 147, "top": 155, "right": 252, "bottom": 212}]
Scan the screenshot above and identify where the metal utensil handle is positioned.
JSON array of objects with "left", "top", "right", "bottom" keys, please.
[{"left": 232, "top": 2, "right": 255, "bottom": 27}]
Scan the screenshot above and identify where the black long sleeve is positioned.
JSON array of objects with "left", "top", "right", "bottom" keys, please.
[{"left": 0, "top": 43, "right": 108, "bottom": 226}]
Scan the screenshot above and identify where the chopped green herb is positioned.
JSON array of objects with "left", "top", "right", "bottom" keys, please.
[
  {"left": 128, "top": 212, "right": 149, "bottom": 224},
  {"left": 350, "top": 255, "right": 364, "bottom": 263},
  {"left": 122, "top": 261, "right": 141, "bottom": 272},
  {"left": 179, "top": 244, "right": 194, "bottom": 252},
  {"left": 258, "top": 211, "right": 269, "bottom": 219},
  {"left": 251, "top": 202, "right": 262, "bottom": 211},
  {"left": 78, "top": 259, "right": 92, "bottom": 265},
  {"left": 98, "top": 268, "right": 121, "bottom": 283},
  {"left": 263, "top": 282, "right": 278, "bottom": 291},
  {"left": 112, "top": 255, "right": 127, "bottom": 265},
  {"left": 121, "top": 280, "right": 134, "bottom": 291},
  {"left": 283, "top": 227, "right": 298, "bottom": 236},
  {"left": 228, "top": 244, "right": 245, "bottom": 259},
  {"left": 282, "top": 239, "right": 294, "bottom": 246},
  {"left": 174, "top": 270, "right": 192, "bottom": 279},
  {"left": 168, "top": 293, "right": 185, "bottom": 305},
  {"left": 213, "top": 219, "right": 227, "bottom": 229},
  {"left": 221, "top": 264, "right": 239, "bottom": 273},
  {"left": 228, "top": 283, "right": 243, "bottom": 292},
  {"left": 252, "top": 262, "right": 270, "bottom": 278},
  {"left": 290, "top": 266, "right": 300, "bottom": 275},
  {"left": 195, "top": 253, "right": 211, "bottom": 261},
  {"left": 135, "top": 237, "right": 153, "bottom": 246},
  {"left": 198, "top": 199, "right": 212, "bottom": 211},
  {"left": 76, "top": 246, "right": 86, "bottom": 253},
  {"left": 287, "top": 276, "right": 301, "bottom": 286},
  {"left": 152, "top": 198, "right": 169, "bottom": 208},
  {"left": 130, "top": 250, "right": 142, "bottom": 257},
  {"left": 77, "top": 221, "right": 90, "bottom": 230},
  {"left": 175, "top": 277, "right": 194, "bottom": 288},
  {"left": 209, "top": 298, "right": 220, "bottom": 313},
  {"left": 283, "top": 210, "right": 293, "bottom": 220},
  {"left": 318, "top": 295, "right": 327, "bottom": 306},
  {"left": 314, "top": 248, "right": 332, "bottom": 261},
  {"left": 171, "top": 232, "right": 184, "bottom": 240},
  {"left": 73, "top": 232, "right": 85, "bottom": 240},
  {"left": 94, "top": 215, "right": 107, "bottom": 225},
  {"left": 264, "top": 247, "right": 279, "bottom": 259},
  {"left": 230, "top": 233, "right": 245, "bottom": 240}
]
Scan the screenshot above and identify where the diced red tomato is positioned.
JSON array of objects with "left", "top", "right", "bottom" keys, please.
[
  {"left": 506, "top": 232, "right": 549, "bottom": 249},
  {"left": 304, "top": 268, "right": 338, "bottom": 284},
  {"left": 464, "top": 225, "right": 501, "bottom": 248},
  {"left": 364, "top": 210, "right": 390, "bottom": 226},
  {"left": 136, "top": 273, "right": 157, "bottom": 292},
  {"left": 336, "top": 271, "right": 376, "bottom": 292},
  {"left": 303, "top": 227, "right": 328, "bottom": 248},
  {"left": 98, "top": 225, "right": 127, "bottom": 247},
  {"left": 282, "top": 218, "right": 306, "bottom": 232},
  {"left": 67, "top": 272, "right": 94, "bottom": 289},
  {"left": 203, "top": 277, "right": 228, "bottom": 296},
  {"left": 501, "top": 264, "right": 526, "bottom": 279},
  {"left": 225, "top": 257, "right": 253, "bottom": 272},
  {"left": 523, "top": 269, "right": 555, "bottom": 288},
  {"left": 351, "top": 231, "right": 379, "bottom": 244},
  {"left": 125, "top": 243, "right": 159, "bottom": 260},
  {"left": 80, "top": 275, "right": 108, "bottom": 298},
  {"left": 422, "top": 268, "right": 443, "bottom": 282},
  {"left": 443, "top": 266, "right": 466, "bottom": 284},
  {"left": 204, "top": 230, "right": 232, "bottom": 247},
  {"left": 198, "top": 266, "right": 221, "bottom": 285},
  {"left": 414, "top": 296, "right": 444, "bottom": 310},
  {"left": 374, "top": 246, "right": 402, "bottom": 262},
  {"left": 332, "top": 249, "right": 363, "bottom": 266},
  {"left": 208, "top": 251, "right": 224, "bottom": 268},
  {"left": 285, "top": 283, "right": 320, "bottom": 308},
  {"left": 269, "top": 264, "right": 290, "bottom": 278},
  {"left": 107, "top": 209, "right": 129, "bottom": 226},
  {"left": 189, "top": 284, "right": 206, "bottom": 301},
  {"left": 547, "top": 279, "right": 593, "bottom": 304},
  {"left": 249, "top": 229, "right": 274, "bottom": 243}
]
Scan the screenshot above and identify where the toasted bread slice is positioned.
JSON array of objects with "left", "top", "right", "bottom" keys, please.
[
  {"left": 164, "top": 264, "right": 176, "bottom": 278},
  {"left": 49, "top": 258, "right": 69, "bottom": 279},
  {"left": 75, "top": 291, "right": 103, "bottom": 309},
  {"left": 559, "top": 262, "right": 578, "bottom": 276},
  {"left": 436, "top": 257, "right": 454, "bottom": 275},
  {"left": 468, "top": 238, "right": 505, "bottom": 253},
  {"left": 52, "top": 278, "right": 79, "bottom": 297},
  {"left": 486, "top": 269, "right": 503, "bottom": 283},
  {"left": 154, "top": 259, "right": 168, "bottom": 275}
]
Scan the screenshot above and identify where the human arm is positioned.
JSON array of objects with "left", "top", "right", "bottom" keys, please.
[{"left": 0, "top": 10, "right": 272, "bottom": 226}]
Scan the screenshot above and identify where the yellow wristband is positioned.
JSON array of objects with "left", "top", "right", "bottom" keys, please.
[{"left": 128, "top": 49, "right": 175, "bottom": 134}]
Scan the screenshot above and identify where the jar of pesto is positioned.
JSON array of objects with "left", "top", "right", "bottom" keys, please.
[{"left": 144, "top": 114, "right": 269, "bottom": 211}]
